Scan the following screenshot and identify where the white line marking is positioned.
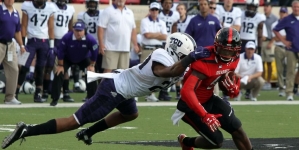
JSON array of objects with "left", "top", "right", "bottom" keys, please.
[{"left": 0, "top": 101, "right": 298, "bottom": 108}]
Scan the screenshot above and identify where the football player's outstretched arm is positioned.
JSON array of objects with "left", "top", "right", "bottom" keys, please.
[{"left": 153, "top": 46, "right": 211, "bottom": 78}]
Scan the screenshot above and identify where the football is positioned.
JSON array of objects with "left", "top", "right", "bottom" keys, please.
[{"left": 218, "top": 71, "right": 237, "bottom": 92}]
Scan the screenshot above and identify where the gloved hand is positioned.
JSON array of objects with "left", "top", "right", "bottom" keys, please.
[
  {"left": 202, "top": 113, "right": 222, "bottom": 132},
  {"left": 26, "top": 72, "right": 34, "bottom": 82},
  {"left": 221, "top": 75, "right": 240, "bottom": 98},
  {"left": 189, "top": 46, "right": 211, "bottom": 61},
  {"left": 48, "top": 47, "right": 57, "bottom": 56}
]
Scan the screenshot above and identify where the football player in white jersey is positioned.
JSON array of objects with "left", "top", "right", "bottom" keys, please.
[
  {"left": 2, "top": 33, "right": 212, "bottom": 148},
  {"left": 77, "top": 0, "right": 102, "bottom": 101},
  {"left": 240, "top": 0, "right": 265, "bottom": 54},
  {"left": 159, "top": 0, "right": 180, "bottom": 35},
  {"left": 17, "top": 0, "right": 55, "bottom": 103},
  {"left": 176, "top": 3, "right": 193, "bottom": 33},
  {"left": 215, "top": 0, "right": 242, "bottom": 31},
  {"left": 49, "top": 0, "right": 75, "bottom": 102},
  {"left": 77, "top": 0, "right": 101, "bottom": 40}
]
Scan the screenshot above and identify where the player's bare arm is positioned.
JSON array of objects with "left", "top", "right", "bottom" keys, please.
[
  {"left": 171, "top": 22, "right": 178, "bottom": 33},
  {"left": 21, "top": 11, "right": 28, "bottom": 44},
  {"left": 68, "top": 17, "right": 74, "bottom": 31},
  {"left": 257, "top": 21, "right": 264, "bottom": 53},
  {"left": 48, "top": 15, "right": 55, "bottom": 39},
  {"left": 143, "top": 33, "right": 167, "bottom": 40}
]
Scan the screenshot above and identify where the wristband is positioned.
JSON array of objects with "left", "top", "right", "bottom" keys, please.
[
  {"left": 22, "top": 37, "right": 26, "bottom": 45},
  {"left": 58, "top": 64, "right": 63, "bottom": 66},
  {"left": 181, "top": 54, "right": 194, "bottom": 68},
  {"left": 21, "top": 45, "right": 25, "bottom": 48},
  {"left": 49, "top": 39, "right": 54, "bottom": 48}
]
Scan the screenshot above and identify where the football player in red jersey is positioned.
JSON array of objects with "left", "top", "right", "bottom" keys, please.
[{"left": 174, "top": 27, "right": 254, "bottom": 150}]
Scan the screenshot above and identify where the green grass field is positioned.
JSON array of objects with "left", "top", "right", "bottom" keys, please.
[{"left": 0, "top": 90, "right": 298, "bottom": 150}]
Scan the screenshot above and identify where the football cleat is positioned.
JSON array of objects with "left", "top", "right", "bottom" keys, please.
[
  {"left": 76, "top": 129, "right": 92, "bottom": 145},
  {"left": 2, "top": 122, "right": 28, "bottom": 149},
  {"left": 177, "top": 134, "right": 194, "bottom": 150}
]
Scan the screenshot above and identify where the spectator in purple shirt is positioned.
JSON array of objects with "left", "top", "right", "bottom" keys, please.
[
  {"left": 273, "top": 0, "right": 299, "bottom": 101},
  {"left": 50, "top": 22, "right": 98, "bottom": 106},
  {"left": 185, "top": 0, "right": 221, "bottom": 47},
  {"left": 0, "top": 0, "right": 26, "bottom": 105}
]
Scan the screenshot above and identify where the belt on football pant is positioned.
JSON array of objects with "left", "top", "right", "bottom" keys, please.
[
  {"left": 0, "top": 39, "right": 12, "bottom": 57},
  {"left": 28, "top": 38, "right": 48, "bottom": 42},
  {"left": 142, "top": 45, "right": 163, "bottom": 50}
]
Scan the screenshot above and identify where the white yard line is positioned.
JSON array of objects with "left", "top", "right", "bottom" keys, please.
[{"left": 0, "top": 101, "right": 299, "bottom": 108}]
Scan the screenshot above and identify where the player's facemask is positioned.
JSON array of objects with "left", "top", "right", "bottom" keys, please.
[
  {"left": 34, "top": 0, "right": 46, "bottom": 7},
  {"left": 245, "top": 4, "right": 257, "bottom": 17},
  {"left": 57, "top": 0, "right": 67, "bottom": 6},
  {"left": 215, "top": 46, "right": 240, "bottom": 62},
  {"left": 86, "top": 1, "right": 98, "bottom": 11}
]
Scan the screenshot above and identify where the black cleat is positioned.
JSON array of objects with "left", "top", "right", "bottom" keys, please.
[
  {"left": 76, "top": 129, "right": 92, "bottom": 145},
  {"left": 50, "top": 99, "right": 58, "bottom": 106},
  {"left": 2, "top": 122, "right": 28, "bottom": 149},
  {"left": 73, "top": 87, "right": 85, "bottom": 93},
  {"left": 62, "top": 93, "right": 74, "bottom": 102},
  {"left": 42, "top": 93, "right": 48, "bottom": 102}
]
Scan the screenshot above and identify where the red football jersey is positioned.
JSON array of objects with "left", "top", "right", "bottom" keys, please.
[{"left": 183, "top": 46, "right": 239, "bottom": 104}]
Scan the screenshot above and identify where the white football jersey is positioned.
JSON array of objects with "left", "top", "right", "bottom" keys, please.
[
  {"left": 177, "top": 15, "right": 194, "bottom": 33},
  {"left": 113, "top": 49, "right": 180, "bottom": 99},
  {"left": 77, "top": 10, "right": 102, "bottom": 41},
  {"left": 53, "top": 4, "right": 75, "bottom": 39},
  {"left": 21, "top": 2, "right": 55, "bottom": 39},
  {"left": 240, "top": 12, "right": 266, "bottom": 40},
  {"left": 158, "top": 11, "right": 180, "bottom": 34},
  {"left": 215, "top": 5, "right": 242, "bottom": 28}
]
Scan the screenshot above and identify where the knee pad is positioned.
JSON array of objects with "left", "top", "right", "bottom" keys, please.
[
  {"left": 35, "top": 66, "right": 44, "bottom": 86},
  {"left": 18, "top": 67, "right": 29, "bottom": 85}
]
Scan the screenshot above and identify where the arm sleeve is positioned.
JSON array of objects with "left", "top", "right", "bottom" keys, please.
[
  {"left": 234, "top": 60, "right": 241, "bottom": 74},
  {"left": 21, "top": 2, "right": 28, "bottom": 14},
  {"left": 98, "top": 8, "right": 109, "bottom": 28},
  {"left": 77, "top": 12, "right": 84, "bottom": 21},
  {"left": 185, "top": 19, "right": 193, "bottom": 36},
  {"left": 15, "top": 12, "right": 21, "bottom": 32},
  {"left": 140, "top": 19, "right": 149, "bottom": 34},
  {"left": 256, "top": 55, "right": 263, "bottom": 72},
  {"left": 273, "top": 17, "right": 287, "bottom": 32},
  {"left": 181, "top": 72, "right": 207, "bottom": 118}
]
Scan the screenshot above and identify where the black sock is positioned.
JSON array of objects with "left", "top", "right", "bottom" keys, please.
[
  {"left": 183, "top": 137, "right": 196, "bottom": 147},
  {"left": 35, "top": 88, "right": 41, "bottom": 96},
  {"left": 43, "top": 80, "right": 50, "bottom": 93},
  {"left": 16, "top": 87, "right": 20, "bottom": 94},
  {"left": 63, "top": 79, "right": 69, "bottom": 93},
  {"left": 26, "top": 119, "right": 57, "bottom": 137},
  {"left": 86, "top": 119, "right": 109, "bottom": 137},
  {"left": 176, "top": 86, "right": 181, "bottom": 97},
  {"left": 294, "top": 84, "right": 298, "bottom": 88}
]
